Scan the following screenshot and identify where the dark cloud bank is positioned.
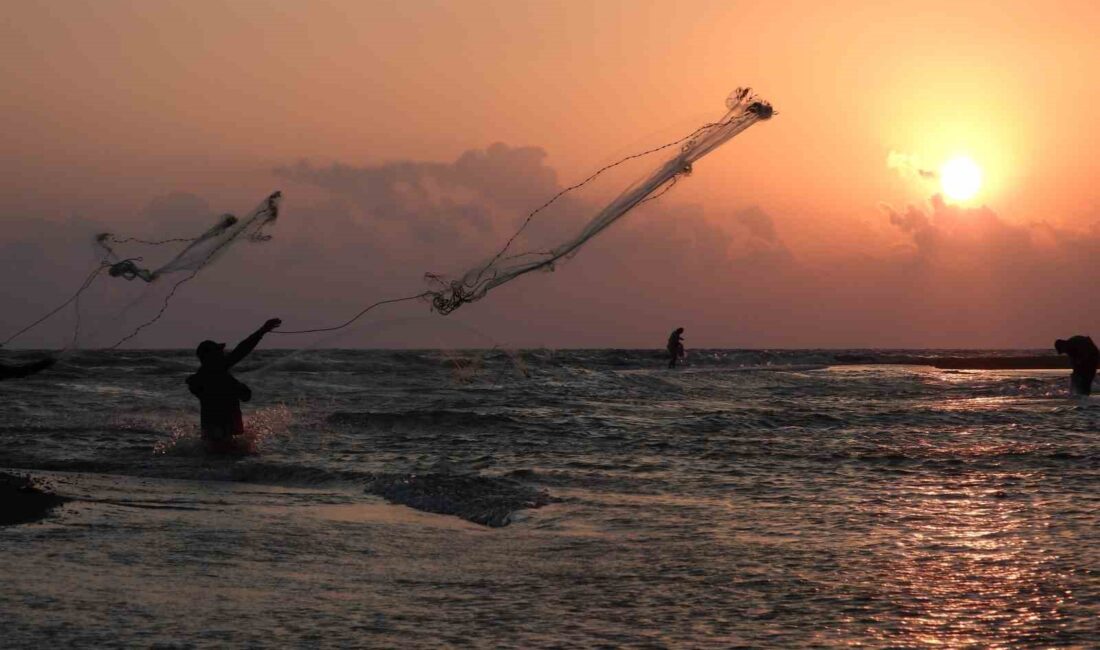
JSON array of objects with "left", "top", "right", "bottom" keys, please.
[{"left": 2, "top": 144, "right": 1099, "bottom": 349}]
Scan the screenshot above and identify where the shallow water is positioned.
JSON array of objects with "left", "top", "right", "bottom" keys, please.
[{"left": 1, "top": 349, "right": 1097, "bottom": 647}]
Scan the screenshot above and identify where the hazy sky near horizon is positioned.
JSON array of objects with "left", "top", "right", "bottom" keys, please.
[{"left": 2, "top": 0, "right": 1099, "bottom": 349}]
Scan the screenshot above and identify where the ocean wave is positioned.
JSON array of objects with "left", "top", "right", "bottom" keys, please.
[
  {"left": 0, "top": 424, "right": 164, "bottom": 439},
  {"left": 57, "top": 351, "right": 195, "bottom": 374},
  {"left": 34, "top": 347, "right": 1071, "bottom": 376},
  {"left": 327, "top": 409, "right": 521, "bottom": 430},
  {"left": 230, "top": 461, "right": 371, "bottom": 486}
]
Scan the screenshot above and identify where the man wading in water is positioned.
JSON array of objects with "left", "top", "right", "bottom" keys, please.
[
  {"left": 667, "top": 327, "right": 685, "bottom": 369},
  {"left": 187, "top": 318, "right": 281, "bottom": 453},
  {"left": 1055, "top": 335, "right": 1099, "bottom": 396}
]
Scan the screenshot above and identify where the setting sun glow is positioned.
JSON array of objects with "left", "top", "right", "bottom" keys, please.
[{"left": 940, "top": 156, "right": 983, "bottom": 201}]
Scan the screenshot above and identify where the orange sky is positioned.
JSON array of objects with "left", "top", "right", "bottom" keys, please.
[{"left": 2, "top": 1, "right": 1099, "bottom": 348}]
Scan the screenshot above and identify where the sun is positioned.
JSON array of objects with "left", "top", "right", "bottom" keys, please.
[{"left": 939, "top": 156, "right": 982, "bottom": 201}]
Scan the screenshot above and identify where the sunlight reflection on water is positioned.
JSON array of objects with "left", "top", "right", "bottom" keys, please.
[{"left": 864, "top": 470, "right": 1074, "bottom": 648}]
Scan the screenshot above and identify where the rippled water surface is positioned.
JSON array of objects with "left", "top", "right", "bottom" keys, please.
[{"left": 1, "top": 349, "right": 1097, "bottom": 647}]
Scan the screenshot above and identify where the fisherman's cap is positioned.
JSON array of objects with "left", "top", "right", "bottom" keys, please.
[{"left": 196, "top": 340, "right": 226, "bottom": 359}]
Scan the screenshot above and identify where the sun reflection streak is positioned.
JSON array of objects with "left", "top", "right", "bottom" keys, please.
[{"left": 862, "top": 469, "right": 1074, "bottom": 648}]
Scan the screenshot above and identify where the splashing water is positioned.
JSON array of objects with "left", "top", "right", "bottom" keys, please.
[{"left": 152, "top": 404, "right": 295, "bottom": 456}]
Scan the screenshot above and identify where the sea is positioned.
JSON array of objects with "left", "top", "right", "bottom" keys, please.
[{"left": 1, "top": 349, "right": 1097, "bottom": 648}]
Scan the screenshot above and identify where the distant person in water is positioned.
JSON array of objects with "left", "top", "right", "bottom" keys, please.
[
  {"left": 1055, "top": 335, "right": 1099, "bottom": 396},
  {"left": 667, "top": 327, "right": 685, "bottom": 369},
  {"left": 0, "top": 356, "right": 54, "bottom": 381},
  {"left": 187, "top": 318, "right": 281, "bottom": 452}
]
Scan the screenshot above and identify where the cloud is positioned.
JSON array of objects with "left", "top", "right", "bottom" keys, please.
[
  {"left": 275, "top": 143, "right": 560, "bottom": 245},
  {"left": 868, "top": 193, "right": 1100, "bottom": 344},
  {"left": 883, "top": 194, "right": 1055, "bottom": 263},
  {"left": 731, "top": 206, "right": 792, "bottom": 264},
  {"left": 887, "top": 151, "right": 936, "bottom": 180}
]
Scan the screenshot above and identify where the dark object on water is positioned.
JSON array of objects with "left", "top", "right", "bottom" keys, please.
[
  {"left": 0, "top": 357, "right": 55, "bottom": 381},
  {"left": 0, "top": 471, "right": 67, "bottom": 526},
  {"left": 667, "top": 328, "right": 685, "bottom": 369},
  {"left": 364, "top": 472, "right": 551, "bottom": 527},
  {"left": 1055, "top": 335, "right": 1099, "bottom": 395}
]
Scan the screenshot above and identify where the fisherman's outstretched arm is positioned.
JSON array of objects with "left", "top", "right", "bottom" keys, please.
[
  {"left": 225, "top": 318, "right": 281, "bottom": 368},
  {"left": 0, "top": 357, "right": 55, "bottom": 381}
]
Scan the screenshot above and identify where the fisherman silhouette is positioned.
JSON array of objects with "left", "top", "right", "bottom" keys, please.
[
  {"left": 0, "top": 357, "right": 54, "bottom": 381},
  {"left": 1054, "top": 335, "right": 1099, "bottom": 396},
  {"left": 667, "top": 327, "right": 685, "bottom": 369},
  {"left": 187, "top": 318, "right": 281, "bottom": 453}
]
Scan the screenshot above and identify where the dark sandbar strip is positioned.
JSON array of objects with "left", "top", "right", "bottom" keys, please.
[
  {"left": 832, "top": 354, "right": 1070, "bottom": 370},
  {"left": 365, "top": 472, "right": 551, "bottom": 527},
  {"left": 0, "top": 471, "right": 68, "bottom": 526},
  {"left": 928, "top": 355, "right": 1070, "bottom": 370}
]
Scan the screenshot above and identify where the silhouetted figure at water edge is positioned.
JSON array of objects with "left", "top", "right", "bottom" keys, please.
[
  {"left": 1055, "top": 335, "right": 1099, "bottom": 396},
  {"left": 0, "top": 357, "right": 54, "bottom": 381},
  {"left": 667, "top": 328, "right": 685, "bottom": 369},
  {"left": 187, "top": 318, "right": 280, "bottom": 452}
]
